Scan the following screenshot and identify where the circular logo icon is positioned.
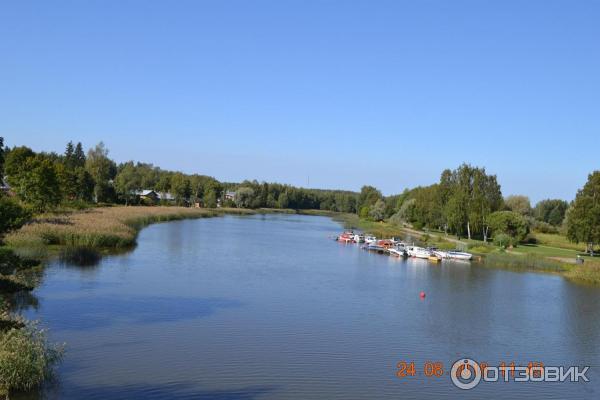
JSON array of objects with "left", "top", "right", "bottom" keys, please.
[{"left": 450, "top": 358, "right": 482, "bottom": 390}]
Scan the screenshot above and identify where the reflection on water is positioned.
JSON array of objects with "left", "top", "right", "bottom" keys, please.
[{"left": 19, "top": 214, "right": 600, "bottom": 399}]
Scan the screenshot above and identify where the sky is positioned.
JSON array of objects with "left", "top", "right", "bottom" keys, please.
[{"left": 1, "top": 0, "right": 598, "bottom": 203}]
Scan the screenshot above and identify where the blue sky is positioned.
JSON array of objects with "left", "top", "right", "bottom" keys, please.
[{"left": 1, "top": 0, "right": 598, "bottom": 202}]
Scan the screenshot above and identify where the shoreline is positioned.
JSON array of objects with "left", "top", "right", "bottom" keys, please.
[{"left": 3, "top": 206, "right": 600, "bottom": 285}]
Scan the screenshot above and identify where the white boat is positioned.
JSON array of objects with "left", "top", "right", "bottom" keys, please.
[
  {"left": 364, "top": 235, "right": 377, "bottom": 244},
  {"left": 446, "top": 251, "right": 473, "bottom": 260},
  {"left": 388, "top": 248, "right": 407, "bottom": 257},
  {"left": 364, "top": 244, "right": 387, "bottom": 253},
  {"left": 407, "top": 246, "right": 431, "bottom": 259},
  {"left": 353, "top": 234, "right": 365, "bottom": 243},
  {"left": 433, "top": 250, "right": 449, "bottom": 259}
]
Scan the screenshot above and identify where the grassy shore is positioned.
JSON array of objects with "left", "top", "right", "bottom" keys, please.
[
  {"left": 329, "top": 212, "right": 600, "bottom": 285},
  {"left": 4, "top": 205, "right": 600, "bottom": 285},
  {"left": 4, "top": 206, "right": 257, "bottom": 258}
]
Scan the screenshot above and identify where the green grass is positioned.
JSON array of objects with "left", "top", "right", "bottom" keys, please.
[
  {"left": 0, "top": 322, "right": 64, "bottom": 397},
  {"left": 534, "top": 232, "right": 587, "bottom": 252},
  {"left": 481, "top": 252, "right": 568, "bottom": 273},
  {"left": 508, "top": 244, "right": 579, "bottom": 257}
]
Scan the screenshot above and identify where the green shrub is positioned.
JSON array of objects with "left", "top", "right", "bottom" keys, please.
[
  {"left": 493, "top": 233, "right": 512, "bottom": 249},
  {"left": 531, "top": 220, "right": 559, "bottom": 234},
  {"left": 0, "top": 197, "right": 31, "bottom": 237},
  {"left": 0, "top": 323, "right": 64, "bottom": 396}
]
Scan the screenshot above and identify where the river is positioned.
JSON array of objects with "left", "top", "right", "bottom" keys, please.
[{"left": 21, "top": 214, "right": 600, "bottom": 399}]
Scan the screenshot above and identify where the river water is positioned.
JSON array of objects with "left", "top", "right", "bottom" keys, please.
[{"left": 21, "top": 214, "right": 600, "bottom": 399}]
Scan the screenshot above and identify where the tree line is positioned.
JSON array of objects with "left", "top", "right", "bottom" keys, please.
[{"left": 0, "top": 137, "right": 598, "bottom": 253}]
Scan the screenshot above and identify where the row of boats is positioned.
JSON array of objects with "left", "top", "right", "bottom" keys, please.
[{"left": 335, "top": 231, "right": 473, "bottom": 262}]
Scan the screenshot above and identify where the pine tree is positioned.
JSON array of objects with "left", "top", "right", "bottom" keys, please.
[{"left": 74, "top": 142, "right": 86, "bottom": 167}]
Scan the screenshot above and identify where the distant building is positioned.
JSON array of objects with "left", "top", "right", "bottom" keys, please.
[
  {"left": 135, "top": 190, "right": 159, "bottom": 203},
  {"left": 224, "top": 191, "right": 236, "bottom": 201}
]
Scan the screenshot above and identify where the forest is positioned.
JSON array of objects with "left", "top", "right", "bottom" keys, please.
[{"left": 1, "top": 138, "right": 599, "bottom": 251}]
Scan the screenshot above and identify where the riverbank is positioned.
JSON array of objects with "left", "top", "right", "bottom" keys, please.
[
  {"left": 4, "top": 206, "right": 259, "bottom": 258},
  {"left": 4, "top": 206, "right": 600, "bottom": 285},
  {"left": 332, "top": 212, "right": 600, "bottom": 286}
]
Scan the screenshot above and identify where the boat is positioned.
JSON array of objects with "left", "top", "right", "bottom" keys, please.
[
  {"left": 364, "top": 244, "right": 387, "bottom": 254},
  {"left": 429, "top": 248, "right": 449, "bottom": 258},
  {"left": 428, "top": 254, "right": 442, "bottom": 262},
  {"left": 377, "top": 239, "right": 394, "bottom": 248},
  {"left": 364, "top": 235, "right": 377, "bottom": 244},
  {"left": 337, "top": 232, "right": 355, "bottom": 243},
  {"left": 446, "top": 251, "right": 473, "bottom": 260},
  {"left": 388, "top": 248, "right": 407, "bottom": 257},
  {"left": 433, "top": 250, "right": 449, "bottom": 259},
  {"left": 407, "top": 246, "right": 431, "bottom": 259},
  {"left": 353, "top": 234, "right": 365, "bottom": 243}
]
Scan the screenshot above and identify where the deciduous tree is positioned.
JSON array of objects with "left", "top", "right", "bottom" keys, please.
[{"left": 567, "top": 171, "right": 600, "bottom": 255}]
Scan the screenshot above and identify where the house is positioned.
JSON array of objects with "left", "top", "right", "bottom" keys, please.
[
  {"left": 135, "top": 190, "right": 159, "bottom": 203},
  {"left": 224, "top": 190, "right": 236, "bottom": 201}
]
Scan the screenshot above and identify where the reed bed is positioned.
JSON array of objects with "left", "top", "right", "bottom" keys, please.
[
  {"left": 5, "top": 206, "right": 255, "bottom": 251},
  {"left": 481, "top": 252, "right": 568, "bottom": 273},
  {"left": 564, "top": 263, "right": 600, "bottom": 285},
  {"left": 0, "top": 322, "right": 64, "bottom": 397}
]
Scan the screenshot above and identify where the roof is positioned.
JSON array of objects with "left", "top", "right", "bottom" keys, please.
[
  {"left": 225, "top": 190, "right": 236, "bottom": 196},
  {"left": 135, "top": 189, "right": 157, "bottom": 196}
]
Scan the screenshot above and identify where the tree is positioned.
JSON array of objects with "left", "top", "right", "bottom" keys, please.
[
  {"left": 488, "top": 211, "right": 530, "bottom": 245},
  {"left": 75, "top": 167, "right": 94, "bottom": 201},
  {"left": 358, "top": 186, "right": 382, "bottom": 212},
  {"left": 504, "top": 195, "right": 532, "bottom": 216},
  {"left": 389, "top": 198, "right": 416, "bottom": 226},
  {"left": 534, "top": 199, "right": 568, "bottom": 226},
  {"left": 85, "top": 142, "right": 116, "bottom": 203},
  {"left": 368, "top": 199, "right": 386, "bottom": 221},
  {"left": 0, "top": 197, "right": 31, "bottom": 235},
  {"left": 0, "top": 137, "right": 4, "bottom": 177},
  {"left": 277, "top": 191, "right": 289, "bottom": 209},
  {"left": 13, "top": 156, "right": 61, "bottom": 212},
  {"left": 56, "top": 162, "right": 78, "bottom": 200},
  {"left": 114, "top": 162, "right": 142, "bottom": 205},
  {"left": 203, "top": 189, "right": 217, "bottom": 208},
  {"left": 170, "top": 173, "right": 192, "bottom": 205},
  {"left": 4, "top": 146, "right": 35, "bottom": 185},
  {"left": 73, "top": 142, "right": 86, "bottom": 167},
  {"left": 442, "top": 164, "right": 503, "bottom": 240},
  {"left": 234, "top": 187, "right": 256, "bottom": 208},
  {"left": 64, "top": 141, "right": 75, "bottom": 167},
  {"left": 567, "top": 171, "right": 600, "bottom": 255},
  {"left": 155, "top": 173, "right": 172, "bottom": 194}
]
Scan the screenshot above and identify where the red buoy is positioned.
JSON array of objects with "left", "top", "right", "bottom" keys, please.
[{"left": 420, "top": 291, "right": 426, "bottom": 299}]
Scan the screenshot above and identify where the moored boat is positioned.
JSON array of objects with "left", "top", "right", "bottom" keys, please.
[
  {"left": 407, "top": 246, "right": 431, "bottom": 259},
  {"left": 364, "top": 244, "right": 387, "bottom": 254},
  {"left": 433, "top": 250, "right": 448, "bottom": 259},
  {"left": 388, "top": 248, "right": 407, "bottom": 257},
  {"left": 353, "top": 234, "right": 365, "bottom": 243},
  {"left": 428, "top": 254, "right": 442, "bottom": 262},
  {"left": 446, "top": 251, "right": 473, "bottom": 260},
  {"left": 364, "top": 235, "right": 377, "bottom": 244},
  {"left": 337, "top": 232, "right": 355, "bottom": 243},
  {"left": 377, "top": 239, "right": 394, "bottom": 248}
]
